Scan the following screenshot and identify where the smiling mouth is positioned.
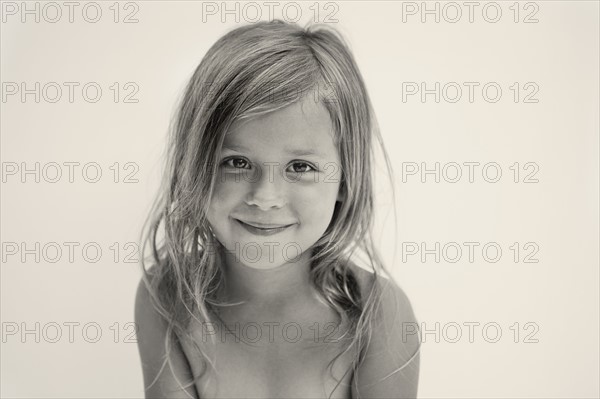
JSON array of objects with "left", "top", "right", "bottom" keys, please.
[
  {"left": 235, "top": 219, "right": 294, "bottom": 235},
  {"left": 238, "top": 220, "right": 293, "bottom": 229}
]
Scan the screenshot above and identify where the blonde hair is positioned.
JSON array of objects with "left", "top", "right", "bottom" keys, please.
[{"left": 139, "top": 19, "right": 401, "bottom": 397}]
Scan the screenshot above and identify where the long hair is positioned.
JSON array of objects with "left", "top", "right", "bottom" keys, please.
[{"left": 139, "top": 19, "right": 400, "bottom": 397}]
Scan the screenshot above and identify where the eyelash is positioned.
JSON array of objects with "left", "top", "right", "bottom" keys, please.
[{"left": 221, "top": 157, "right": 317, "bottom": 174}]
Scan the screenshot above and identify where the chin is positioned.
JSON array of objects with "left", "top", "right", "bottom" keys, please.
[{"left": 222, "top": 239, "right": 306, "bottom": 269}]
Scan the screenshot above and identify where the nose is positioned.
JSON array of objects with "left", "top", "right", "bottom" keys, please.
[{"left": 244, "top": 164, "right": 287, "bottom": 210}]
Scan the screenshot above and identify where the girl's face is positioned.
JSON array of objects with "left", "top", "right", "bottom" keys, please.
[{"left": 207, "top": 95, "right": 343, "bottom": 270}]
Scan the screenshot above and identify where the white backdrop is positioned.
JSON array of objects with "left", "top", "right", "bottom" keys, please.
[{"left": 1, "top": 1, "right": 598, "bottom": 398}]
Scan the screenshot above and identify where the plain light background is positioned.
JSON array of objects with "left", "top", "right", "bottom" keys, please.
[{"left": 1, "top": 1, "right": 598, "bottom": 398}]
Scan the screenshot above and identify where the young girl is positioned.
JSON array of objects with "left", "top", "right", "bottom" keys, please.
[{"left": 135, "top": 19, "right": 421, "bottom": 399}]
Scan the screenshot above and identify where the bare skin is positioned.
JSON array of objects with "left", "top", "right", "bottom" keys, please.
[
  {"left": 180, "top": 273, "right": 359, "bottom": 398},
  {"left": 135, "top": 262, "right": 420, "bottom": 399}
]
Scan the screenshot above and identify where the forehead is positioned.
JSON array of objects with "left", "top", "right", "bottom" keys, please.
[{"left": 224, "top": 97, "right": 337, "bottom": 155}]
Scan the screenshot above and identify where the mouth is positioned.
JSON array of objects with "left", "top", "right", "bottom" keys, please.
[{"left": 234, "top": 219, "right": 295, "bottom": 236}]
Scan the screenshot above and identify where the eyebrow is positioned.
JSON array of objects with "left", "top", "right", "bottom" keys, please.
[{"left": 222, "top": 144, "right": 323, "bottom": 157}]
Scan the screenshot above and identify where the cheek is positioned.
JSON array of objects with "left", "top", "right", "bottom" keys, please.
[
  {"left": 207, "top": 178, "right": 242, "bottom": 225},
  {"left": 294, "top": 179, "right": 340, "bottom": 223}
]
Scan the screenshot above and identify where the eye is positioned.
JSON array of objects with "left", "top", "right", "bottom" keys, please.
[
  {"left": 288, "top": 161, "right": 316, "bottom": 174},
  {"left": 222, "top": 157, "right": 251, "bottom": 169}
]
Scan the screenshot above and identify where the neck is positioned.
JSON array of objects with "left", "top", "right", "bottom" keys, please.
[{"left": 218, "top": 247, "right": 316, "bottom": 308}]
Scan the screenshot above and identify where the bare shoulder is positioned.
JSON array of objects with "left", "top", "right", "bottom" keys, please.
[
  {"left": 134, "top": 272, "right": 199, "bottom": 399},
  {"left": 134, "top": 269, "right": 165, "bottom": 344},
  {"left": 348, "top": 262, "right": 418, "bottom": 331},
  {"left": 348, "top": 262, "right": 413, "bottom": 308},
  {"left": 347, "top": 262, "right": 421, "bottom": 399},
  {"left": 134, "top": 273, "right": 162, "bottom": 335}
]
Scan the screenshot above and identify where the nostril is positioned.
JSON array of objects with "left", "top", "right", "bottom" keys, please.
[
  {"left": 244, "top": 191, "right": 287, "bottom": 210},
  {"left": 244, "top": 203, "right": 285, "bottom": 211}
]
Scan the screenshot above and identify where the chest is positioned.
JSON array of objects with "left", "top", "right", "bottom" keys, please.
[{"left": 182, "top": 320, "right": 356, "bottom": 398}]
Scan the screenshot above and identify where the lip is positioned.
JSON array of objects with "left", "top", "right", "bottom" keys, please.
[{"left": 235, "top": 219, "right": 294, "bottom": 236}]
